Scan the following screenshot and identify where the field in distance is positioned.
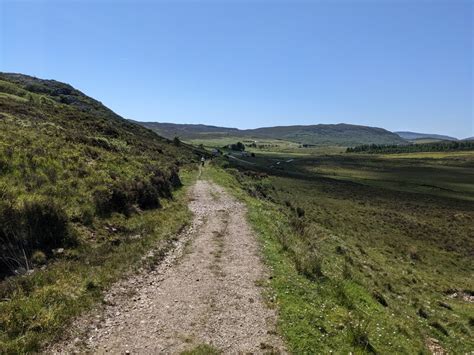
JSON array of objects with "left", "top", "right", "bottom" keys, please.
[
  {"left": 212, "top": 147, "right": 474, "bottom": 353},
  {"left": 188, "top": 136, "right": 345, "bottom": 155}
]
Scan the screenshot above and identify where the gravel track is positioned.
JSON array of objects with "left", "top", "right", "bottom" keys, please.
[{"left": 51, "top": 179, "right": 285, "bottom": 354}]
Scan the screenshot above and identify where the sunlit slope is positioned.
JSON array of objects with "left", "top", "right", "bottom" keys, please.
[
  {"left": 136, "top": 121, "right": 406, "bottom": 146},
  {"left": 0, "top": 72, "right": 197, "bottom": 272}
]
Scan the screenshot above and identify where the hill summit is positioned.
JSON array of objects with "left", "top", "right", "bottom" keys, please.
[{"left": 136, "top": 121, "right": 406, "bottom": 146}]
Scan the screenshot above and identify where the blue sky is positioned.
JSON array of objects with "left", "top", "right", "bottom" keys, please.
[{"left": 1, "top": 0, "right": 472, "bottom": 138}]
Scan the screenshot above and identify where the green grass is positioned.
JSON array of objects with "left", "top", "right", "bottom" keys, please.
[
  {"left": 224, "top": 151, "right": 474, "bottom": 201},
  {"left": 188, "top": 136, "right": 347, "bottom": 156},
  {"left": 0, "top": 170, "right": 196, "bottom": 353},
  {"left": 0, "top": 73, "right": 199, "bottom": 352},
  {"left": 187, "top": 136, "right": 304, "bottom": 154},
  {"left": 181, "top": 344, "right": 221, "bottom": 355},
  {"left": 203, "top": 150, "right": 474, "bottom": 353}
]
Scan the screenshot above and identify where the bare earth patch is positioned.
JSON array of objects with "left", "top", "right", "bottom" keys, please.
[{"left": 50, "top": 180, "right": 286, "bottom": 353}]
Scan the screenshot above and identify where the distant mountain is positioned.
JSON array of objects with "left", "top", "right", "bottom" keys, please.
[
  {"left": 245, "top": 124, "right": 405, "bottom": 146},
  {"left": 135, "top": 122, "right": 406, "bottom": 147},
  {"left": 462, "top": 136, "right": 474, "bottom": 141},
  {"left": 134, "top": 121, "right": 240, "bottom": 140},
  {"left": 395, "top": 131, "right": 458, "bottom": 141}
]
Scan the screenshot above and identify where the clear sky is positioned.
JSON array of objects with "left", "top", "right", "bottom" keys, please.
[{"left": 1, "top": 0, "right": 472, "bottom": 138}]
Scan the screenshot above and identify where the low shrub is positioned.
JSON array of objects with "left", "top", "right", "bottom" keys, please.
[
  {"left": 109, "top": 183, "right": 134, "bottom": 215},
  {"left": 135, "top": 180, "right": 161, "bottom": 210},
  {"left": 169, "top": 167, "right": 182, "bottom": 188},
  {"left": 0, "top": 198, "right": 76, "bottom": 275},
  {"left": 94, "top": 169, "right": 181, "bottom": 216},
  {"left": 150, "top": 171, "right": 172, "bottom": 199},
  {"left": 294, "top": 251, "right": 324, "bottom": 280},
  {"left": 31, "top": 250, "right": 47, "bottom": 265},
  {"left": 94, "top": 182, "right": 134, "bottom": 216},
  {"left": 296, "top": 206, "right": 305, "bottom": 218},
  {"left": 22, "top": 199, "right": 75, "bottom": 251}
]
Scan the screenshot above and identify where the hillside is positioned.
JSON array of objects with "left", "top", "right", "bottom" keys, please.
[
  {"left": 395, "top": 131, "right": 458, "bottom": 141},
  {"left": 134, "top": 121, "right": 240, "bottom": 139},
  {"left": 246, "top": 123, "right": 405, "bottom": 146},
  {"left": 0, "top": 73, "right": 198, "bottom": 352},
  {"left": 0, "top": 73, "right": 196, "bottom": 254},
  {"left": 135, "top": 121, "right": 406, "bottom": 146}
]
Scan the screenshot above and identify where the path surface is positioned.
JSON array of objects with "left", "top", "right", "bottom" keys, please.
[{"left": 52, "top": 179, "right": 285, "bottom": 354}]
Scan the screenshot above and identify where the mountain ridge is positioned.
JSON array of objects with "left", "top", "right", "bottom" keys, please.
[{"left": 135, "top": 121, "right": 406, "bottom": 146}]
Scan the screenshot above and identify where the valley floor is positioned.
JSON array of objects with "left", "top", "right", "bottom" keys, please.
[{"left": 50, "top": 179, "right": 285, "bottom": 353}]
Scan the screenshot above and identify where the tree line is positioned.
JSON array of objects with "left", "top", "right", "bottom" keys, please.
[{"left": 347, "top": 140, "right": 474, "bottom": 154}]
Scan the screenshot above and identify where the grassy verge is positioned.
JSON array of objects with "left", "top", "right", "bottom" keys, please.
[
  {"left": 181, "top": 344, "right": 221, "bottom": 355},
  {"left": 203, "top": 164, "right": 473, "bottom": 353},
  {"left": 0, "top": 170, "right": 196, "bottom": 353}
]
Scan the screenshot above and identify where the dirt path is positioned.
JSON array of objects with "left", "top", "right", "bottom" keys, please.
[{"left": 52, "top": 179, "right": 286, "bottom": 354}]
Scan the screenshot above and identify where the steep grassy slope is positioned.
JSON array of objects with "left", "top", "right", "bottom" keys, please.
[
  {"left": 207, "top": 151, "right": 474, "bottom": 353},
  {"left": 136, "top": 121, "right": 406, "bottom": 146},
  {"left": 0, "top": 73, "right": 198, "bottom": 351}
]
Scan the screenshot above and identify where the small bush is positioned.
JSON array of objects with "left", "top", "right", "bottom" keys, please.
[
  {"left": 90, "top": 136, "right": 117, "bottom": 151},
  {"left": 0, "top": 157, "right": 11, "bottom": 174},
  {"left": 296, "top": 206, "right": 305, "bottom": 218},
  {"left": 22, "top": 199, "right": 75, "bottom": 252},
  {"left": 109, "top": 183, "right": 134, "bottom": 215},
  {"left": 135, "top": 181, "right": 161, "bottom": 210},
  {"left": 169, "top": 167, "right": 182, "bottom": 188},
  {"left": 334, "top": 283, "right": 355, "bottom": 309},
  {"left": 289, "top": 216, "right": 307, "bottom": 235},
  {"left": 31, "top": 250, "right": 47, "bottom": 265},
  {"left": 93, "top": 188, "right": 112, "bottom": 216},
  {"left": 408, "top": 245, "right": 421, "bottom": 261},
  {"left": 150, "top": 171, "right": 172, "bottom": 199},
  {"left": 94, "top": 171, "right": 180, "bottom": 216},
  {"left": 295, "top": 252, "right": 323, "bottom": 280},
  {"left": 94, "top": 183, "right": 134, "bottom": 216},
  {"left": 0, "top": 198, "right": 75, "bottom": 275},
  {"left": 229, "top": 141, "right": 245, "bottom": 151},
  {"left": 85, "top": 279, "right": 99, "bottom": 291},
  {"left": 80, "top": 206, "right": 95, "bottom": 226}
]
